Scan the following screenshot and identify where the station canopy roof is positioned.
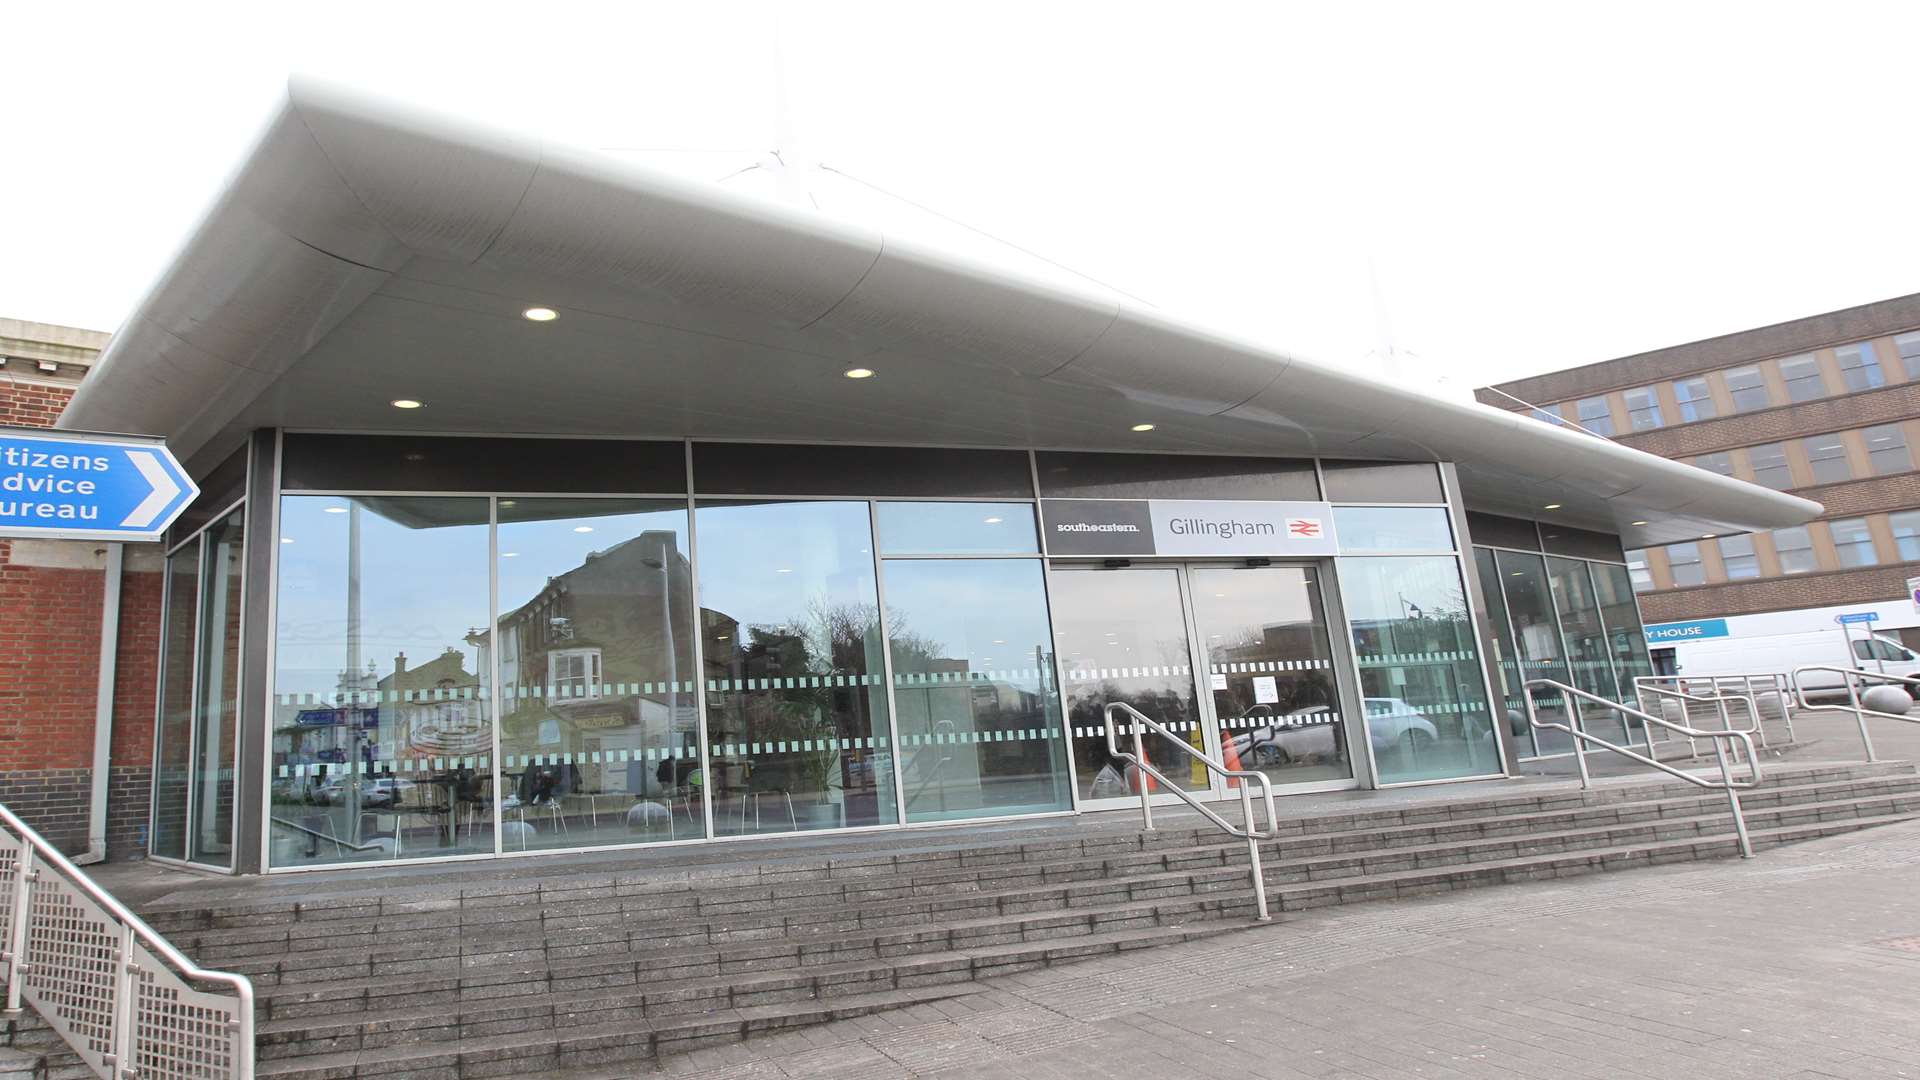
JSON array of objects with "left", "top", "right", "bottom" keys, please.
[{"left": 60, "top": 79, "right": 1820, "bottom": 548}]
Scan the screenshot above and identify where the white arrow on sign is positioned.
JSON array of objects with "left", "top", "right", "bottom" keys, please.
[{"left": 122, "top": 450, "right": 182, "bottom": 529}]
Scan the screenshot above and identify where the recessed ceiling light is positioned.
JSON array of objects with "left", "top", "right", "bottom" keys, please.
[
  {"left": 992, "top": 639, "right": 1006, "bottom": 644},
  {"left": 391, "top": 399, "right": 423, "bottom": 410},
  {"left": 523, "top": 307, "right": 558, "bottom": 322},
  {"left": 280, "top": 537, "right": 294, "bottom": 544},
  {"left": 500, "top": 500, "right": 516, "bottom": 508},
  {"left": 1542, "top": 503, "right": 1561, "bottom": 510},
  {"left": 573, "top": 526, "right": 594, "bottom": 533},
  {"left": 776, "top": 567, "right": 793, "bottom": 573},
  {"left": 1510, "top": 571, "right": 1523, "bottom": 576},
  {"left": 983, "top": 516, "right": 1003, "bottom": 524},
  {"left": 324, "top": 506, "right": 348, "bottom": 514},
  {"left": 1631, "top": 520, "right": 1649, "bottom": 526},
  {"left": 1701, "top": 533, "right": 1715, "bottom": 539},
  {"left": 1130, "top": 423, "right": 1155, "bottom": 433},
  {"left": 844, "top": 367, "right": 876, "bottom": 379},
  {"left": 502, "top": 552, "right": 519, "bottom": 558}
]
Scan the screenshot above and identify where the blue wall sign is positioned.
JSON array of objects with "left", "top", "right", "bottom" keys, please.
[
  {"left": 1645, "top": 618, "right": 1731, "bottom": 642},
  {"left": 0, "top": 428, "right": 198, "bottom": 542},
  {"left": 1835, "top": 612, "right": 1880, "bottom": 626}
]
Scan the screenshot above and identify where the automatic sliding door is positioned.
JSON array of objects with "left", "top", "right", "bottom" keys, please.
[{"left": 1049, "top": 566, "right": 1209, "bottom": 803}]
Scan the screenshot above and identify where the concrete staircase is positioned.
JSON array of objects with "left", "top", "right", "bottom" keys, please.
[{"left": 25, "top": 760, "right": 1920, "bottom": 1080}]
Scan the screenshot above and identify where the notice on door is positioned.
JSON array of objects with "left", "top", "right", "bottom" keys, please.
[
  {"left": 1041, "top": 498, "right": 1340, "bottom": 558},
  {"left": 1252, "top": 676, "right": 1279, "bottom": 704}
]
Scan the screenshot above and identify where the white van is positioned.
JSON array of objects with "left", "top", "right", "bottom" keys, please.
[{"left": 1647, "top": 600, "right": 1920, "bottom": 700}]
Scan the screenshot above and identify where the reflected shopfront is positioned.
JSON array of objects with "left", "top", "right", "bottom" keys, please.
[{"left": 174, "top": 437, "right": 1554, "bottom": 872}]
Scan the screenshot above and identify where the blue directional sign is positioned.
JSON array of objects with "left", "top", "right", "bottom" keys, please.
[
  {"left": 0, "top": 427, "right": 198, "bottom": 543},
  {"left": 1835, "top": 612, "right": 1880, "bottom": 626}
]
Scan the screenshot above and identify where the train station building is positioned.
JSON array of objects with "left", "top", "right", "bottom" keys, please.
[{"left": 8, "top": 80, "right": 1821, "bottom": 876}]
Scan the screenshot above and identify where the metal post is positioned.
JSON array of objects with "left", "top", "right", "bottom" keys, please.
[
  {"left": 2, "top": 847, "right": 34, "bottom": 1019},
  {"left": 1569, "top": 701, "right": 1591, "bottom": 790},
  {"left": 1246, "top": 832, "right": 1269, "bottom": 922},
  {"left": 1776, "top": 673, "right": 1796, "bottom": 743},
  {"left": 111, "top": 923, "right": 138, "bottom": 1080},
  {"left": 1848, "top": 668, "right": 1878, "bottom": 763},
  {"left": 1712, "top": 736, "right": 1753, "bottom": 859},
  {"left": 1131, "top": 715, "right": 1152, "bottom": 831}
]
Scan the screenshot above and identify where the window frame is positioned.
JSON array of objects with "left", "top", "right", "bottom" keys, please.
[
  {"left": 1777, "top": 353, "right": 1826, "bottom": 403},
  {"left": 1828, "top": 517, "right": 1879, "bottom": 568},
  {"left": 1836, "top": 343, "right": 1886, "bottom": 392},
  {"left": 1622, "top": 386, "right": 1663, "bottom": 431},
  {"left": 1723, "top": 365, "right": 1771, "bottom": 412},
  {"left": 1672, "top": 376, "right": 1717, "bottom": 422},
  {"left": 1802, "top": 433, "right": 1853, "bottom": 485}
]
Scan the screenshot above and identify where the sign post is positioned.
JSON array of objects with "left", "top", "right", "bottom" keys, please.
[
  {"left": 0, "top": 426, "right": 198, "bottom": 543},
  {"left": 1836, "top": 612, "right": 1882, "bottom": 674}
]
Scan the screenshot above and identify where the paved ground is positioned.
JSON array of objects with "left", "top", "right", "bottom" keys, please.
[{"left": 641, "top": 816, "right": 1920, "bottom": 1080}]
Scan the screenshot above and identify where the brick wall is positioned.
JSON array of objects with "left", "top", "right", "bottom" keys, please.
[
  {"left": 0, "top": 377, "right": 158, "bottom": 859},
  {"left": 1614, "top": 382, "right": 1920, "bottom": 459},
  {"left": 1639, "top": 563, "right": 1920, "bottom": 623}
]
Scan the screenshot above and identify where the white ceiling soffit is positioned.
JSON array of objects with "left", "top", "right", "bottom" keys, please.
[{"left": 60, "top": 77, "right": 1823, "bottom": 542}]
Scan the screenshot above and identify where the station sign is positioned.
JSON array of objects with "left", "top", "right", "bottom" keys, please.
[
  {"left": 1644, "top": 618, "right": 1730, "bottom": 642},
  {"left": 1041, "top": 498, "right": 1339, "bottom": 558},
  {"left": 0, "top": 427, "right": 198, "bottom": 543}
]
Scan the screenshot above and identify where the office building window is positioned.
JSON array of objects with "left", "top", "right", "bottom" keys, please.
[
  {"left": 1666, "top": 542, "right": 1706, "bottom": 587},
  {"left": 1830, "top": 517, "right": 1878, "bottom": 568},
  {"left": 1574, "top": 396, "right": 1614, "bottom": 436},
  {"left": 1625, "top": 549, "right": 1653, "bottom": 593},
  {"left": 1623, "top": 386, "right": 1663, "bottom": 430},
  {"left": 1691, "top": 452, "right": 1734, "bottom": 477},
  {"left": 1889, "top": 511, "right": 1920, "bottom": 561},
  {"left": 1836, "top": 342, "right": 1885, "bottom": 392},
  {"left": 1748, "top": 442, "right": 1792, "bottom": 489},
  {"left": 1778, "top": 354, "right": 1826, "bottom": 402},
  {"left": 1803, "top": 433, "right": 1852, "bottom": 485},
  {"left": 1772, "top": 527, "right": 1817, "bottom": 574},
  {"left": 1673, "top": 376, "right": 1717, "bottom": 422},
  {"left": 1897, "top": 331, "right": 1920, "bottom": 380},
  {"left": 1717, "top": 534, "right": 1759, "bottom": 580},
  {"left": 1890, "top": 511, "right": 1920, "bottom": 561},
  {"left": 1724, "top": 366, "right": 1770, "bottom": 412},
  {"left": 1864, "top": 423, "right": 1912, "bottom": 476}
]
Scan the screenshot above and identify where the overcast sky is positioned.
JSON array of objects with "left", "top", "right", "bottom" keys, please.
[{"left": 6, "top": 1, "right": 1918, "bottom": 397}]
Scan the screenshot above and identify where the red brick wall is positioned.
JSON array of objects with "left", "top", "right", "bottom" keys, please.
[{"left": 0, "top": 378, "right": 158, "bottom": 857}]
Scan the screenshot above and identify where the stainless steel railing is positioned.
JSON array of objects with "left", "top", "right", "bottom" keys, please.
[
  {"left": 1523, "top": 679, "right": 1761, "bottom": 858},
  {"left": 1, "top": 801, "right": 254, "bottom": 1080},
  {"left": 1634, "top": 673, "right": 1796, "bottom": 749},
  {"left": 1790, "top": 665, "right": 1920, "bottom": 763},
  {"left": 1103, "top": 701, "right": 1279, "bottom": 921}
]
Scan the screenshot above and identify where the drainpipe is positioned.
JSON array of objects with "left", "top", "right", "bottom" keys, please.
[{"left": 77, "top": 542, "right": 123, "bottom": 865}]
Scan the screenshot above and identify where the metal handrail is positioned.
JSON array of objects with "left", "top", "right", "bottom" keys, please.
[
  {"left": 1103, "top": 701, "right": 1279, "bottom": 921},
  {"left": 1523, "top": 679, "right": 1759, "bottom": 858},
  {"left": 1, "top": 800, "right": 255, "bottom": 1079},
  {"left": 1634, "top": 672, "right": 1796, "bottom": 747},
  {"left": 1632, "top": 680, "right": 1764, "bottom": 760},
  {"left": 1790, "top": 665, "right": 1920, "bottom": 763}
]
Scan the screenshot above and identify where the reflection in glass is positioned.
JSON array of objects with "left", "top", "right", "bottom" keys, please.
[
  {"left": 1591, "top": 561, "right": 1655, "bottom": 726},
  {"left": 1496, "top": 550, "right": 1574, "bottom": 755},
  {"left": 1338, "top": 556, "right": 1499, "bottom": 783},
  {"left": 491, "top": 500, "right": 699, "bottom": 850},
  {"left": 1190, "top": 567, "right": 1348, "bottom": 785},
  {"left": 1332, "top": 507, "right": 1453, "bottom": 553},
  {"left": 1049, "top": 567, "right": 1208, "bottom": 800},
  {"left": 151, "top": 546, "right": 199, "bottom": 860},
  {"left": 696, "top": 501, "right": 897, "bottom": 835},
  {"left": 269, "top": 497, "right": 492, "bottom": 866},
  {"left": 883, "top": 559, "right": 1070, "bottom": 821},
  {"left": 1472, "top": 547, "right": 1529, "bottom": 755},
  {"left": 188, "top": 510, "right": 244, "bottom": 866},
  {"left": 875, "top": 502, "right": 1038, "bottom": 554},
  {"left": 1546, "top": 556, "right": 1629, "bottom": 744}
]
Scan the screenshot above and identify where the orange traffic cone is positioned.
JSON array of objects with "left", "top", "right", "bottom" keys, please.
[{"left": 1220, "top": 729, "right": 1246, "bottom": 791}]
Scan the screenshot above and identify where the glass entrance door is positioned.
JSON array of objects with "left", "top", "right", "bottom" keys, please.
[
  {"left": 1050, "top": 561, "right": 1358, "bottom": 808},
  {"left": 1189, "top": 566, "right": 1353, "bottom": 788},
  {"left": 1050, "top": 566, "right": 1211, "bottom": 805}
]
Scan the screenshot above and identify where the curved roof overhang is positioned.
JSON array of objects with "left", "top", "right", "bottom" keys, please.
[{"left": 59, "top": 78, "right": 1821, "bottom": 548}]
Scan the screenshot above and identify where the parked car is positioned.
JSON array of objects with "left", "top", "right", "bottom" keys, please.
[
  {"left": 1224, "top": 698, "right": 1439, "bottom": 767},
  {"left": 312, "top": 775, "right": 415, "bottom": 808}
]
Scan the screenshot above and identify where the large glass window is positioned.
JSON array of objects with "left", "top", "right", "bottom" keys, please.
[
  {"left": 1496, "top": 550, "right": 1574, "bottom": 756},
  {"left": 1891, "top": 511, "right": 1920, "bottom": 561},
  {"left": 1332, "top": 506, "right": 1452, "bottom": 553},
  {"left": 1725, "top": 366, "right": 1770, "bottom": 412},
  {"left": 151, "top": 547, "right": 200, "bottom": 861},
  {"left": 1803, "top": 433, "right": 1852, "bottom": 484},
  {"left": 1673, "top": 377, "right": 1717, "bottom": 422},
  {"left": 1778, "top": 354, "right": 1826, "bottom": 402},
  {"left": 875, "top": 501, "right": 1038, "bottom": 555},
  {"left": 494, "top": 499, "right": 699, "bottom": 851},
  {"left": 1748, "top": 442, "right": 1793, "bottom": 489},
  {"left": 269, "top": 497, "right": 493, "bottom": 867},
  {"left": 1830, "top": 517, "right": 1878, "bottom": 568},
  {"left": 1546, "top": 557, "right": 1628, "bottom": 744},
  {"left": 1471, "top": 548, "right": 1528, "bottom": 756},
  {"left": 1574, "top": 396, "right": 1614, "bottom": 436},
  {"left": 1772, "top": 527, "right": 1817, "bottom": 574},
  {"left": 1589, "top": 561, "right": 1654, "bottom": 719},
  {"left": 883, "top": 558, "right": 1070, "bottom": 822},
  {"left": 1666, "top": 542, "right": 1706, "bottom": 586},
  {"left": 1625, "top": 549, "right": 1653, "bottom": 592},
  {"left": 1717, "top": 534, "right": 1759, "bottom": 580},
  {"left": 187, "top": 510, "right": 244, "bottom": 867},
  {"left": 1865, "top": 424, "right": 1912, "bottom": 476},
  {"left": 1337, "top": 556, "right": 1498, "bottom": 783},
  {"left": 696, "top": 500, "right": 897, "bottom": 835},
  {"left": 1623, "top": 386, "right": 1663, "bottom": 431},
  {"left": 1837, "top": 342, "right": 1885, "bottom": 392}
]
